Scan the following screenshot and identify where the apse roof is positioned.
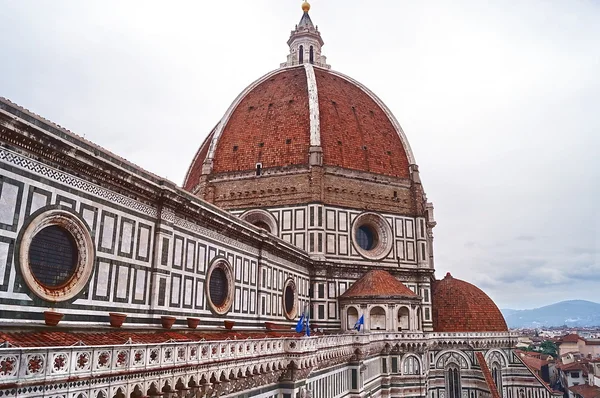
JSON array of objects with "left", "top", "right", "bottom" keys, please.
[{"left": 339, "top": 270, "right": 417, "bottom": 299}]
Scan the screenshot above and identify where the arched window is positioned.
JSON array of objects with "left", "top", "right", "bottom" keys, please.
[
  {"left": 299, "top": 45, "right": 304, "bottom": 64},
  {"left": 369, "top": 306, "right": 386, "bottom": 330},
  {"left": 398, "top": 307, "right": 410, "bottom": 331},
  {"left": 446, "top": 364, "right": 461, "bottom": 398},
  {"left": 492, "top": 362, "right": 502, "bottom": 394},
  {"left": 403, "top": 356, "right": 420, "bottom": 375},
  {"left": 347, "top": 307, "right": 358, "bottom": 330},
  {"left": 309, "top": 46, "right": 314, "bottom": 64}
]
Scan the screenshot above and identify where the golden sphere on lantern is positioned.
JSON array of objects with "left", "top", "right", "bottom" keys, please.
[{"left": 302, "top": 1, "right": 311, "bottom": 12}]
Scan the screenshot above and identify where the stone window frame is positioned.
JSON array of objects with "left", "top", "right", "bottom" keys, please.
[
  {"left": 282, "top": 278, "right": 298, "bottom": 320},
  {"left": 18, "top": 208, "right": 95, "bottom": 303},
  {"left": 239, "top": 209, "right": 278, "bottom": 235},
  {"left": 205, "top": 257, "right": 235, "bottom": 316},
  {"left": 350, "top": 212, "right": 393, "bottom": 260}
]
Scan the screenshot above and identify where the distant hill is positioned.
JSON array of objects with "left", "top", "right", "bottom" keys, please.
[{"left": 501, "top": 300, "right": 600, "bottom": 328}]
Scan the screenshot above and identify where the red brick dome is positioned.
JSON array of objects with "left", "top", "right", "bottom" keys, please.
[
  {"left": 432, "top": 273, "right": 508, "bottom": 333},
  {"left": 183, "top": 65, "right": 416, "bottom": 191}
]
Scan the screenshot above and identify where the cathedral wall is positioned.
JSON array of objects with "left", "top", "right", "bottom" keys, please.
[
  {"left": 0, "top": 144, "right": 311, "bottom": 328},
  {"left": 230, "top": 202, "right": 433, "bottom": 330}
]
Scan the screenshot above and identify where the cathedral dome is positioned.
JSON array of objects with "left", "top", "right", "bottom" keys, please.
[
  {"left": 183, "top": 64, "right": 415, "bottom": 192},
  {"left": 432, "top": 273, "right": 508, "bottom": 333}
]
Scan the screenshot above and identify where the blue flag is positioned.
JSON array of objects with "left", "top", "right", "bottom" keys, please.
[
  {"left": 305, "top": 312, "right": 311, "bottom": 337},
  {"left": 354, "top": 315, "right": 364, "bottom": 331},
  {"left": 295, "top": 312, "right": 305, "bottom": 333}
]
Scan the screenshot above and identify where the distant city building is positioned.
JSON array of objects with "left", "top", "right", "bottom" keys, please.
[{"left": 0, "top": 1, "right": 562, "bottom": 397}]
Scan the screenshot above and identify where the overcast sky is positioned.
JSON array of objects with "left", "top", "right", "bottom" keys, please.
[{"left": 1, "top": 1, "right": 598, "bottom": 310}]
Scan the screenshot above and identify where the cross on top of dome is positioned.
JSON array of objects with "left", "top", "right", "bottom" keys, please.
[{"left": 280, "top": 1, "right": 331, "bottom": 69}]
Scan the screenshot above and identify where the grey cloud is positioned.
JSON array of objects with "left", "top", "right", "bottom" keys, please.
[{"left": 1, "top": 0, "right": 598, "bottom": 310}]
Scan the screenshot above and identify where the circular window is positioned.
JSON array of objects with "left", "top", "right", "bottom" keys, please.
[
  {"left": 351, "top": 212, "right": 393, "bottom": 260},
  {"left": 205, "top": 259, "right": 234, "bottom": 315},
  {"left": 29, "top": 225, "right": 78, "bottom": 288},
  {"left": 18, "top": 209, "right": 95, "bottom": 302},
  {"left": 282, "top": 278, "right": 298, "bottom": 320},
  {"left": 356, "top": 225, "right": 379, "bottom": 251}
]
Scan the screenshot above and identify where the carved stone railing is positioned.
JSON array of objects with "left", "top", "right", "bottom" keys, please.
[{"left": 0, "top": 331, "right": 518, "bottom": 386}]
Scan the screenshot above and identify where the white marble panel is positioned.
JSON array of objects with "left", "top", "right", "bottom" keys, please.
[
  {"left": 101, "top": 215, "right": 115, "bottom": 249},
  {"left": 120, "top": 221, "right": 134, "bottom": 254},
  {"left": 0, "top": 241, "right": 9, "bottom": 282},
  {"left": 96, "top": 261, "right": 111, "bottom": 297},
  {"left": 115, "top": 266, "right": 129, "bottom": 299},
  {"left": 173, "top": 239, "right": 182, "bottom": 267},
  {"left": 30, "top": 192, "right": 48, "bottom": 214},
  {"left": 134, "top": 270, "right": 146, "bottom": 300},
  {"left": 0, "top": 183, "right": 18, "bottom": 225},
  {"left": 171, "top": 277, "right": 180, "bottom": 305},
  {"left": 138, "top": 227, "right": 149, "bottom": 258},
  {"left": 183, "top": 278, "right": 193, "bottom": 306}
]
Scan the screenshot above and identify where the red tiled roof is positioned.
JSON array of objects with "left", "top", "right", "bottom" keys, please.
[
  {"left": 315, "top": 70, "right": 410, "bottom": 179},
  {"left": 339, "top": 270, "right": 417, "bottom": 299},
  {"left": 568, "top": 384, "right": 600, "bottom": 398},
  {"left": 519, "top": 354, "right": 550, "bottom": 371},
  {"left": 432, "top": 273, "right": 508, "bottom": 333},
  {"left": 561, "top": 334, "right": 583, "bottom": 343},
  {"left": 560, "top": 361, "right": 588, "bottom": 372},
  {"left": 183, "top": 66, "right": 411, "bottom": 190},
  {"left": 0, "top": 330, "right": 309, "bottom": 348}
]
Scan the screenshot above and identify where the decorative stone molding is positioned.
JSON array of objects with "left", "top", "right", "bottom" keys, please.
[
  {"left": 351, "top": 212, "right": 394, "bottom": 260},
  {"left": 205, "top": 258, "right": 235, "bottom": 315},
  {"left": 17, "top": 208, "right": 95, "bottom": 303}
]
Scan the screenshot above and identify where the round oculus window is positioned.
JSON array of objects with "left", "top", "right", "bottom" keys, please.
[
  {"left": 209, "top": 267, "right": 227, "bottom": 307},
  {"left": 29, "top": 225, "right": 78, "bottom": 288},
  {"left": 351, "top": 212, "right": 393, "bottom": 260},
  {"left": 205, "top": 260, "right": 234, "bottom": 315},
  {"left": 18, "top": 209, "right": 95, "bottom": 302},
  {"left": 356, "top": 225, "right": 379, "bottom": 251},
  {"left": 282, "top": 279, "right": 298, "bottom": 320}
]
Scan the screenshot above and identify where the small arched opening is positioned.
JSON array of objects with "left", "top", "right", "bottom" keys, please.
[
  {"left": 370, "top": 306, "right": 386, "bottom": 331},
  {"left": 347, "top": 306, "right": 358, "bottom": 330},
  {"left": 309, "top": 46, "right": 314, "bottom": 64},
  {"left": 398, "top": 307, "right": 410, "bottom": 331},
  {"left": 299, "top": 45, "right": 304, "bottom": 64}
]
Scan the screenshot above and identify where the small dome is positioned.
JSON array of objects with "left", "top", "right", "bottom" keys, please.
[
  {"left": 340, "top": 270, "right": 417, "bottom": 299},
  {"left": 432, "top": 273, "right": 508, "bottom": 332}
]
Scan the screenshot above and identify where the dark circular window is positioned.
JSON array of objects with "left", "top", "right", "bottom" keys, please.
[
  {"left": 209, "top": 267, "right": 228, "bottom": 307},
  {"left": 282, "top": 278, "right": 298, "bottom": 320},
  {"left": 284, "top": 285, "right": 295, "bottom": 315},
  {"left": 29, "top": 225, "right": 78, "bottom": 288},
  {"left": 356, "top": 225, "right": 378, "bottom": 251}
]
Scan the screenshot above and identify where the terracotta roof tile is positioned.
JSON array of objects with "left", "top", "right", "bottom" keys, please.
[
  {"left": 0, "top": 330, "right": 308, "bottom": 348},
  {"left": 339, "top": 270, "right": 417, "bottom": 299},
  {"left": 476, "top": 352, "right": 501, "bottom": 398},
  {"left": 432, "top": 272, "right": 508, "bottom": 333},
  {"left": 568, "top": 384, "right": 600, "bottom": 398}
]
